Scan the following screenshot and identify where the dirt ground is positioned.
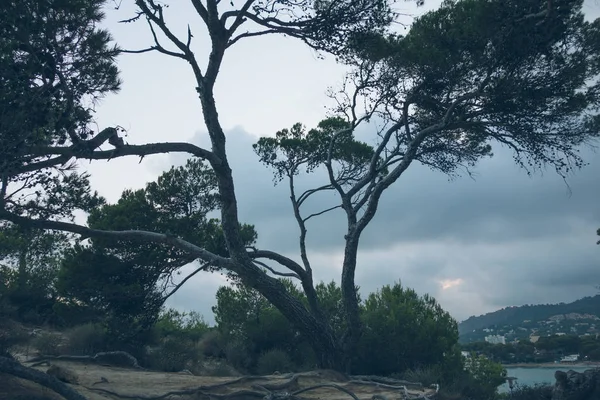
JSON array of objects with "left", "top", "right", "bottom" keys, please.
[{"left": 1, "top": 359, "right": 437, "bottom": 400}]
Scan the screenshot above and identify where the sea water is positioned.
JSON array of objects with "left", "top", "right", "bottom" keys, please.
[{"left": 498, "top": 366, "right": 593, "bottom": 393}]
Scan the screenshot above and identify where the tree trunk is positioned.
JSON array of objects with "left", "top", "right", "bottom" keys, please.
[
  {"left": 340, "top": 235, "right": 363, "bottom": 373},
  {"left": 195, "top": 83, "right": 345, "bottom": 370},
  {"left": 235, "top": 260, "right": 345, "bottom": 370},
  {"left": 0, "top": 356, "right": 88, "bottom": 400}
]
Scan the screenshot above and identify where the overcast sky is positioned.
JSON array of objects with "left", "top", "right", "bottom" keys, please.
[{"left": 84, "top": 0, "right": 600, "bottom": 324}]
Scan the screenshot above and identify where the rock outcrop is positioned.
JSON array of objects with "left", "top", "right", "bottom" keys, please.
[{"left": 552, "top": 368, "right": 600, "bottom": 400}]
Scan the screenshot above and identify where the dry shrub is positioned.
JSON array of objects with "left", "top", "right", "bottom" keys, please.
[
  {"left": 63, "top": 323, "right": 107, "bottom": 355},
  {"left": 198, "top": 330, "right": 225, "bottom": 358},
  {"left": 32, "top": 332, "right": 62, "bottom": 355},
  {"left": 0, "top": 319, "right": 28, "bottom": 358},
  {"left": 256, "top": 348, "right": 294, "bottom": 375},
  {"left": 202, "top": 359, "right": 239, "bottom": 377},
  {"left": 144, "top": 337, "right": 203, "bottom": 372}
]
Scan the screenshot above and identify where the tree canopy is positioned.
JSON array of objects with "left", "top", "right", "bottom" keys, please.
[{"left": 0, "top": 0, "right": 598, "bottom": 373}]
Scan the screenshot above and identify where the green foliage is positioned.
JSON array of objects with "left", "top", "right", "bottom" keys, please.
[
  {"left": 63, "top": 323, "right": 107, "bottom": 356},
  {"left": 256, "top": 349, "right": 295, "bottom": 375},
  {"left": 315, "top": 280, "right": 357, "bottom": 338},
  {"left": 253, "top": 117, "right": 380, "bottom": 186},
  {"left": 213, "top": 278, "right": 318, "bottom": 371},
  {"left": 153, "top": 308, "right": 210, "bottom": 343},
  {"left": 240, "top": 0, "right": 403, "bottom": 56},
  {"left": 461, "top": 354, "right": 507, "bottom": 400},
  {"left": 501, "top": 384, "right": 553, "bottom": 400},
  {"left": 0, "top": 226, "right": 71, "bottom": 324},
  {"left": 348, "top": 0, "right": 600, "bottom": 176},
  {"left": 356, "top": 281, "right": 459, "bottom": 375},
  {"left": 0, "top": 0, "right": 115, "bottom": 221},
  {"left": 214, "top": 278, "right": 461, "bottom": 376},
  {"left": 55, "top": 159, "right": 255, "bottom": 349}
]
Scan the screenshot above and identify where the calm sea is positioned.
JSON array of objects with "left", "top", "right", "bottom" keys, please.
[{"left": 498, "top": 366, "right": 594, "bottom": 393}]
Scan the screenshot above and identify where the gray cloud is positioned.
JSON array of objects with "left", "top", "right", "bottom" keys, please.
[
  {"left": 161, "top": 124, "right": 600, "bottom": 323},
  {"left": 134, "top": 0, "right": 600, "bottom": 324}
]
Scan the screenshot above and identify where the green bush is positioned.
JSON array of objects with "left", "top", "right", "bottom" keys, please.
[
  {"left": 501, "top": 384, "right": 552, "bottom": 400},
  {"left": 256, "top": 348, "right": 294, "bottom": 375},
  {"left": 460, "top": 354, "right": 507, "bottom": 400},
  {"left": 144, "top": 337, "right": 203, "bottom": 372},
  {"left": 356, "top": 282, "right": 459, "bottom": 375},
  {"left": 32, "top": 332, "right": 62, "bottom": 355},
  {"left": 63, "top": 323, "right": 107, "bottom": 355},
  {"left": 153, "top": 309, "right": 210, "bottom": 343}
]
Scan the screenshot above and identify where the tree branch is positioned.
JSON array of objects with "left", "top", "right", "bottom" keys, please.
[
  {"left": 303, "top": 204, "right": 342, "bottom": 222},
  {"left": 162, "top": 261, "right": 211, "bottom": 302},
  {"left": 247, "top": 248, "right": 306, "bottom": 279},
  {"left": 253, "top": 260, "right": 300, "bottom": 280},
  {"left": 31, "top": 141, "right": 219, "bottom": 164},
  {"left": 0, "top": 210, "right": 230, "bottom": 267},
  {"left": 297, "top": 184, "right": 335, "bottom": 207},
  {"left": 0, "top": 356, "right": 88, "bottom": 400}
]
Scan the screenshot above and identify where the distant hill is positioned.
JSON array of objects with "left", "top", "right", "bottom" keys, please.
[{"left": 458, "top": 295, "right": 600, "bottom": 336}]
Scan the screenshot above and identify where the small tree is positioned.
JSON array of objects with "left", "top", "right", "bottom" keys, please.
[
  {"left": 0, "top": 225, "right": 70, "bottom": 323},
  {"left": 56, "top": 158, "right": 255, "bottom": 342},
  {"left": 356, "top": 282, "right": 459, "bottom": 375},
  {"left": 1, "top": 0, "right": 599, "bottom": 371}
]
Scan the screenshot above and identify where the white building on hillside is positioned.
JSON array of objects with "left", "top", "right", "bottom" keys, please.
[
  {"left": 485, "top": 335, "right": 506, "bottom": 345},
  {"left": 561, "top": 354, "right": 580, "bottom": 363}
]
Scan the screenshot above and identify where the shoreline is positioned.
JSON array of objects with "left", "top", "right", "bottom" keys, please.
[{"left": 503, "top": 362, "right": 600, "bottom": 368}]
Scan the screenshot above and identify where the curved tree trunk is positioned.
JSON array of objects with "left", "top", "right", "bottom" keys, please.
[
  {"left": 252, "top": 270, "right": 344, "bottom": 369},
  {"left": 197, "top": 86, "right": 344, "bottom": 370},
  {"left": 0, "top": 356, "right": 88, "bottom": 400},
  {"left": 340, "top": 235, "right": 363, "bottom": 373}
]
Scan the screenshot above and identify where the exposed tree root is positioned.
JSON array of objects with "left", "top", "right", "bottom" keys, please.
[
  {"left": 25, "top": 351, "right": 145, "bottom": 370},
  {"left": 251, "top": 374, "right": 300, "bottom": 391},
  {"left": 292, "top": 383, "right": 360, "bottom": 400},
  {"left": 85, "top": 372, "right": 438, "bottom": 400},
  {"left": 7, "top": 352, "right": 437, "bottom": 400},
  {"left": 350, "top": 375, "right": 423, "bottom": 387},
  {"left": 88, "top": 387, "right": 267, "bottom": 400},
  {"left": 0, "top": 356, "right": 87, "bottom": 400}
]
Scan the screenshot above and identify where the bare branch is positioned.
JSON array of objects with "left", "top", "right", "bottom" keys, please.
[
  {"left": 297, "top": 184, "right": 335, "bottom": 207},
  {"left": 222, "top": 0, "right": 255, "bottom": 33},
  {"left": 12, "top": 127, "right": 220, "bottom": 175},
  {"left": 247, "top": 248, "right": 306, "bottom": 279},
  {"left": 303, "top": 204, "right": 342, "bottom": 222},
  {"left": 162, "top": 261, "right": 211, "bottom": 302},
  {"left": 253, "top": 260, "right": 300, "bottom": 280},
  {"left": 227, "top": 30, "right": 275, "bottom": 48}
]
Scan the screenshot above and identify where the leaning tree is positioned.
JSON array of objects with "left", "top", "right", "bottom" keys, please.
[{"left": 1, "top": 0, "right": 599, "bottom": 371}]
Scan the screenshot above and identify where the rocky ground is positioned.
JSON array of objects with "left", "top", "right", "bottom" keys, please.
[{"left": 0, "top": 357, "right": 438, "bottom": 400}]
